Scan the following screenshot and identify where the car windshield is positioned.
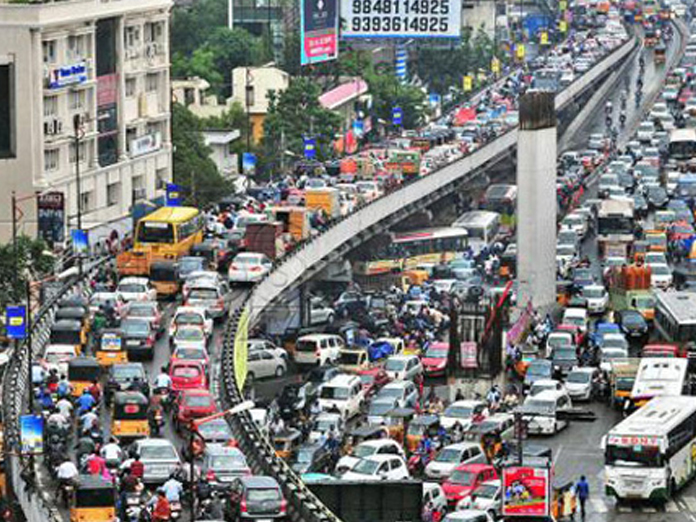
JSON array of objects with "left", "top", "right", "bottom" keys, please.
[
  {"left": 554, "top": 348, "right": 576, "bottom": 361},
  {"left": 449, "top": 470, "right": 476, "bottom": 486},
  {"left": 602, "top": 337, "right": 627, "bottom": 349},
  {"left": 185, "top": 394, "right": 213, "bottom": 408},
  {"left": 473, "top": 483, "right": 499, "bottom": 498},
  {"left": 234, "top": 255, "right": 262, "bottom": 265},
  {"left": 119, "top": 284, "right": 146, "bottom": 294},
  {"left": 583, "top": 287, "right": 605, "bottom": 298},
  {"left": 522, "top": 399, "right": 555, "bottom": 415},
  {"left": 174, "top": 347, "right": 205, "bottom": 360},
  {"left": 320, "top": 386, "right": 350, "bottom": 400},
  {"left": 444, "top": 405, "right": 473, "bottom": 418},
  {"left": 175, "top": 329, "right": 205, "bottom": 342},
  {"left": 385, "top": 359, "right": 407, "bottom": 371},
  {"left": 379, "top": 387, "right": 403, "bottom": 399},
  {"left": 567, "top": 372, "right": 591, "bottom": 383},
  {"left": 112, "top": 366, "right": 143, "bottom": 380},
  {"left": 339, "top": 352, "right": 363, "bottom": 365},
  {"left": 173, "top": 366, "right": 201, "bottom": 378},
  {"left": 425, "top": 345, "right": 448, "bottom": 358},
  {"left": 369, "top": 401, "right": 395, "bottom": 416},
  {"left": 128, "top": 305, "right": 156, "bottom": 317},
  {"left": 180, "top": 258, "right": 204, "bottom": 272},
  {"left": 210, "top": 454, "right": 246, "bottom": 469},
  {"left": 352, "top": 459, "right": 380, "bottom": 475},
  {"left": 651, "top": 265, "right": 670, "bottom": 275},
  {"left": 548, "top": 336, "right": 571, "bottom": 349},
  {"left": 353, "top": 445, "right": 378, "bottom": 458},
  {"left": 435, "top": 448, "right": 464, "bottom": 463},
  {"left": 621, "top": 313, "right": 644, "bottom": 326},
  {"left": 122, "top": 320, "right": 150, "bottom": 336},
  {"left": 528, "top": 363, "right": 551, "bottom": 376},
  {"left": 197, "top": 419, "right": 231, "bottom": 440},
  {"left": 175, "top": 313, "right": 203, "bottom": 326},
  {"left": 247, "top": 488, "right": 281, "bottom": 502},
  {"left": 602, "top": 349, "right": 628, "bottom": 360},
  {"left": 188, "top": 289, "right": 219, "bottom": 300},
  {"left": 140, "top": 444, "right": 177, "bottom": 460}
]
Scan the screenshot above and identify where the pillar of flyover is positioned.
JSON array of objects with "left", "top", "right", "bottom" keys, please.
[{"left": 516, "top": 91, "right": 557, "bottom": 311}]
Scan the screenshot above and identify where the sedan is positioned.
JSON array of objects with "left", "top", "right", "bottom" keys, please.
[
  {"left": 650, "top": 263, "right": 673, "bottom": 289},
  {"left": 228, "top": 252, "right": 272, "bottom": 283},
  {"left": 171, "top": 326, "right": 208, "bottom": 352},
  {"left": 384, "top": 355, "right": 423, "bottom": 381},
  {"left": 116, "top": 277, "right": 157, "bottom": 302},
  {"left": 615, "top": 309, "right": 649, "bottom": 341},
  {"left": 134, "top": 438, "right": 182, "bottom": 485},
  {"left": 174, "top": 389, "right": 217, "bottom": 431},
  {"left": 200, "top": 446, "right": 250, "bottom": 489},
  {"left": 124, "top": 301, "right": 163, "bottom": 338},
  {"left": 421, "top": 342, "right": 450, "bottom": 377},
  {"left": 121, "top": 318, "right": 156, "bottom": 361},
  {"left": 342, "top": 455, "right": 409, "bottom": 481}
]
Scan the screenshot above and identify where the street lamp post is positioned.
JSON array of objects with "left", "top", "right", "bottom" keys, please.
[{"left": 73, "top": 114, "right": 84, "bottom": 275}]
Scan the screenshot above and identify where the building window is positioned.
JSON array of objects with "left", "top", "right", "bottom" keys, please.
[
  {"left": 44, "top": 148, "right": 59, "bottom": 171},
  {"left": 80, "top": 191, "right": 93, "bottom": 212},
  {"left": 69, "top": 142, "right": 86, "bottom": 164},
  {"left": 155, "top": 168, "right": 167, "bottom": 190},
  {"left": 126, "top": 127, "right": 137, "bottom": 153},
  {"left": 43, "top": 96, "right": 58, "bottom": 118},
  {"left": 245, "top": 85, "right": 255, "bottom": 107},
  {"left": 67, "top": 34, "right": 88, "bottom": 61},
  {"left": 107, "top": 183, "right": 120, "bottom": 206},
  {"left": 145, "top": 21, "right": 164, "bottom": 44},
  {"left": 145, "top": 73, "right": 159, "bottom": 92},
  {"left": 69, "top": 90, "right": 86, "bottom": 111},
  {"left": 124, "top": 26, "right": 140, "bottom": 55},
  {"left": 125, "top": 78, "right": 137, "bottom": 97},
  {"left": 42, "top": 40, "right": 57, "bottom": 64}
]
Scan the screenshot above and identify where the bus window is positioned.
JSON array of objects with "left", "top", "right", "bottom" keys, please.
[{"left": 137, "top": 222, "right": 174, "bottom": 244}]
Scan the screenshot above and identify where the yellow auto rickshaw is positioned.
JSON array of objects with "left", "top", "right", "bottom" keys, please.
[
  {"left": 50, "top": 319, "right": 86, "bottom": 355},
  {"left": 383, "top": 407, "right": 415, "bottom": 445},
  {"left": 150, "top": 260, "right": 180, "bottom": 298},
  {"left": 406, "top": 414, "right": 440, "bottom": 453},
  {"left": 273, "top": 428, "right": 302, "bottom": 460},
  {"left": 95, "top": 329, "right": 128, "bottom": 366},
  {"left": 111, "top": 391, "right": 150, "bottom": 439},
  {"left": 67, "top": 357, "right": 101, "bottom": 397},
  {"left": 70, "top": 474, "right": 115, "bottom": 522}
]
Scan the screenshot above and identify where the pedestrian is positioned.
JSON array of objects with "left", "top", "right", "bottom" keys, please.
[{"left": 576, "top": 475, "right": 589, "bottom": 518}]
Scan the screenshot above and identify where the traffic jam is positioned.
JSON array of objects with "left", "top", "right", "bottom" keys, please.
[{"left": 25, "top": 1, "right": 696, "bottom": 522}]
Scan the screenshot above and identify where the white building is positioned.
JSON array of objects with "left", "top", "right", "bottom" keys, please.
[
  {"left": 201, "top": 129, "right": 240, "bottom": 178},
  {"left": 0, "top": 0, "right": 173, "bottom": 247}
]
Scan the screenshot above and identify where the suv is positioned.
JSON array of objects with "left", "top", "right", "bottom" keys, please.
[
  {"left": 318, "top": 374, "right": 366, "bottom": 419},
  {"left": 226, "top": 476, "right": 287, "bottom": 520},
  {"left": 294, "top": 334, "right": 343, "bottom": 366}
]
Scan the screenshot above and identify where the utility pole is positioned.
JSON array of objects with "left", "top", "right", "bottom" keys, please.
[
  {"left": 73, "top": 114, "right": 83, "bottom": 275},
  {"left": 11, "top": 192, "right": 18, "bottom": 300},
  {"left": 26, "top": 280, "right": 32, "bottom": 412},
  {"left": 245, "top": 67, "right": 253, "bottom": 152}
]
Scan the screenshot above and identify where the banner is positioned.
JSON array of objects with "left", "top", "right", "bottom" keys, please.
[
  {"left": 491, "top": 57, "right": 501, "bottom": 74},
  {"left": 502, "top": 466, "right": 551, "bottom": 517},
  {"left": 540, "top": 31, "right": 549, "bottom": 45},
  {"left": 166, "top": 183, "right": 182, "bottom": 207},
  {"left": 20, "top": 415, "right": 43, "bottom": 454},
  {"left": 6, "top": 306, "right": 27, "bottom": 340},
  {"left": 463, "top": 75, "right": 473, "bottom": 91},
  {"left": 37, "top": 192, "right": 65, "bottom": 246},
  {"left": 300, "top": 0, "right": 338, "bottom": 65},
  {"left": 392, "top": 106, "right": 403, "bottom": 126},
  {"left": 234, "top": 307, "right": 250, "bottom": 392},
  {"left": 516, "top": 44, "right": 526, "bottom": 59},
  {"left": 71, "top": 229, "right": 89, "bottom": 256},
  {"left": 460, "top": 342, "right": 478, "bottom": 369},
  {"left": 304, "top": 137, "right": 317, "bottom": 159},
  {"left": 341, "top": 0, "right": 462, "bottom": 38}
]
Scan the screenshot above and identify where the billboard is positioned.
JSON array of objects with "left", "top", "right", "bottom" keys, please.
[
  {"left": 341, "top": 0, "right": 462, "bottom": 39},
  {"left": 20, "top": 415, "right": 44, "bottom": 454},
  {"left": 300, "top": 0, "right": 339, "bottom": 65},
  {"left": 37, "top": 192, "right": 65, "bottom": 246},
  {"left": 6, "top": 305, "right": 27, "bottom": 340},
  {"left": 502, "top": 466, "right": 551, "bottom": 517}
]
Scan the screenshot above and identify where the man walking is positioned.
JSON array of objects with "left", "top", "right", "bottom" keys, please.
[{"left": 576, "top": 475, "right": 589, "bottom": 519}]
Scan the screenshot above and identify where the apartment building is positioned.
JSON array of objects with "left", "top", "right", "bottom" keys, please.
[{"left": 0, "top": 0, "right": 172, "bottom": 247}]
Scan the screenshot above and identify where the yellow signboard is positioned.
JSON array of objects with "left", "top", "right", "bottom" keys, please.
[
  {"left": 463, "top": 75, "right": 473, "bottom": 91},
  {"left": 540, "top": 31, "right": 549, "bottom": 45},
  {"left": 559, "top": 0, "right": 567, "bottom": 10},
  {"left": 234, "top": 307, "right": 250, "bottom": 392},
  {"left": 559, "top": 20, "right": 568, "bottom": 32},
  {"left": 491, "top": 57, "right": 501, "bottom": 74},
  {"left": 516, "top": 44, "right": 525, "bottom": 59}
]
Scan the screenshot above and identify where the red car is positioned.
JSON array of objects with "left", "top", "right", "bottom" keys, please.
[
  {"left": 556, "top": 323, "right": 585, "bottom": 347},
  {"left": 357, "top": 367, "right": 391, "bottom": 395},
  {"left": 170, "top": 360, "right": 208, "bottom": 392},
  {"left": 173, "top": 389, "right": 217, "bottom": 432},
  {"left": 442, "top": 464, "right": 499, "bottom": 505},
  {"left": 421, "top": 342, "right": 450, "bottom": 377}
]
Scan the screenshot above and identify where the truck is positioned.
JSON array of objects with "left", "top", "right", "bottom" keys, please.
[
  {"left": 270, "top": 206, "right": 310, "bottom": 241},
  {"left": 244, "top": 222, "right": 284, "bottom": 260},
  {"left": 597, "top": 199, "right": 635, "bottom": 259},
  {"left": 305, "top": 188, "right": 341, "bottom": 219},
  {"left": 609, "top": 358, "right": 640, "bottom": 410}
]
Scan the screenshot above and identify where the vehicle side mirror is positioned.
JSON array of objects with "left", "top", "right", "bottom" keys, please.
[{"left": 600, "top": 435, "right": 607, "bottom": 451}]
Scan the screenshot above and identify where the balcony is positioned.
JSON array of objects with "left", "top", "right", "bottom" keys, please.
[{"left": 123, "top": 42, "right": 167, "bottom": 73}]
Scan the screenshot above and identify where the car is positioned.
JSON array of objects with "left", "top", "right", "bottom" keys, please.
[
  {"left": 562, "top": 308, "right": 588, "bottom": 333},
  {"left": 200, "top": 445, "right": 251, "bottom": 489},
  {"left": 444, "top": 509, "right": 495, "bottom": 522},
  {"left": 170, "top": 360, "right": 208, "bottom": 392},
  {"left": 524, "top": 360, "right": 553, "bottom": 387},
  {"left": 247, "top": 349, "right": 287, "bottom": 381},
  {"left": 341, "top": 454, "right": 409, "bottom": 481},
  {"left": 41, "top": 345, "right": 77, "bottom": 375},
  {"left": 636, "top": 121, "right": 656, "bottom": 142},
  {"left": 226, "top": 476, "right": 287, "bottom": 521},
  {"left": 421, "top": 342, "right": 450, "bottom": 377},
  {"left": 335, "top": 439, "right": 406, "bottom": 474},
  {"left": 183, "top": 271, "right": 229, "bottom": 298},
  {"left": 647, "top": 185, "right": 669, "bottom": 209},
  {"left": 134, "top": 438, "right": 182, "bottom": 485},
  {"left": 177, "top": 256, "right": 206, "bottom": 280},
  {"left": 425, "top": 442, "right": 487, "bottom": 480},
  {"left": 308, "top": 296, "right": 336, "bottom": 325},
  {"left": 550, "top": 346, "right": 578, "bottom": 376},
  {"left": 171, "top": 326, "right": 208, "bottom": 352},
  {"left": 116, "top": 277, "right": 157, "bottom": 302},
  {"left": 124, "top": 301, "right": 163, "bottom": 338},
  {"left": 529, "top": 379, "right": 566, "bottom": 397},
  {"left": 384, "top": 354, "right": 423, "bottom": 381},
  {"left": 581, "top": 284, "right": 609, "bottom": 314},
  {"left": 317, "top": 374, "right": 365, "bottom": 419},
  {"left": 650, "top": 263, "right": 673, "bottom": 289},
  {"left": 227, "top": 252, "right": 272, "bottom": 283},
  {"left": 295, "top": 334, "right": 343, "bottom": 367},
  {"left": 105, "top": 362, "right": 149, "bottom": 400},
  {"left": 172, "top": 344, "right": 209, "bottom": 367},
  {"left": 169, "top": 306, "right": 213, "bottom": 340},
  {"left": 291, "top": 443, "right": 335, "bottom": 474},
  {"left": 89, "top": 291, "right": 127, "bottom": 318},
  {"left": 440, "top": 400, "right": 487, "bottom": 430},
  {"left": 194, "top": 418, "right": 235, "bottom": 447},
  {"left": 565, "top": 367, "right": 600, "bottom": 401},
  {"left": 184, "top": 282, "right": 229, "bottom": 319},
  {"left": 456, "top": 480, "right": 502, "bottom": 518},
  {"left": 248, "top": 338, "right": 287, "bottom": 360},
  {"left": 357, "top": 367, "right": 391, "bottom": 396},
  {"left": 423, "top": 482, "right": 448, "bottom": 514},
  {"left": 366, "top": 397, "right": 400, "bottom": 425},
  {"left": 520, "top": 389, "right": 573, "bottom": 435},
  {"left": 173, "top": 389, "right": 217, "bottom": 431},
  {"left": 121, "top": 318, "right": 156, "bottom": 360},
  {"left": 545, "top": 331, "right": 575, "bottom": 359},
  {"left": 374, "top": 380, "right": 418, "bottom": 409},
  {"left": 442, "top": 463, "right": 498, "bottom": 505},
  {"left": 615, "top": 309, "right": 649, "bottom": 341},
  {"left": 308, "top": 412, "right": 344, "bottom": 444},
  {"left": 333, "top": 291, "right": 369, "bottom": 317}
]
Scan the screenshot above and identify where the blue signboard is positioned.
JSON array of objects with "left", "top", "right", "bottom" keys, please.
[
  {"left": 242, "top": 153, "right": 257, "bottom": 175},
  {"left": 71, "top": 229, "right": 89, "bottom": 256},
  {"left": 166, "top": 183, "right": 182, "bottom": 207},
  {"left": 353, "top": 119, "right": 364, "bottom": 137},
  {"left": 20, "top": 415, "right": 43, "bottom": 454},
  {"left": 304, "top": 137, "right": 317, "bottom": 159},
  {"left": 429, "top": 93, "right": 441, "bottom": 107},
  {"left": 392, "top": 106, "right": 403, "bottom": 126},
  {"left": 6, "top": 305, "right": 26, "bottom": 340}
]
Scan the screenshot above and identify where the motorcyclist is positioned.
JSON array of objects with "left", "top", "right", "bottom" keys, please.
[
  {"left": 605, "top": 101, "right": 613, "bottom": 115},
  {"left": 100, "top": 437, "right": 123, "bottom": 468},
  {"left": 161, "top": 474, "right": 183, "bottom": 503},
  {"left": 154, "top": 367, "right": 172, "bottom": 391},
  {"left": 151, "top": 490, "right": 171, "bottom": 522},
  {"left": 56, "top": 459, "right": 79, "bottom": 500},
  {"left": 46, "top": 408, "right": 70, "bottom": 435},
  {"left": 77, "top": 388, "right": 96, "bottom": 415}
]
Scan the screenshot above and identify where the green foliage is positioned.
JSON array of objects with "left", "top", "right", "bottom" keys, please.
[
  {"left": 171, "top": 103, "right": 235, "bottom": 207},
  {"left": 365, "top": 65, "right": 426, "bottom": 129},
  {"left": 171, "top": 0, "right": 228, "bottom": 56},
  {"left": 0, "top": 236, "right": 54, "bottom": 306},
  {"left": 261, "top": 77, "right": 342, "bottom": 167}
]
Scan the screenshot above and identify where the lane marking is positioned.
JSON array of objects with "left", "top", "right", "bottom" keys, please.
[
  {"left": 591, "top": 498, "right": 608, "bottom": 513},
  {"left": 665, "top": 501, "right": 680, "bottom": 513},
  {"left": 683, "top": 496, "right": 696, "bottom": 512}
]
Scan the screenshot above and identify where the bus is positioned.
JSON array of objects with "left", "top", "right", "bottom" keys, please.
[
  {"left": 480, "top": 184, "right": 518, "bottom": 230},
  {"left": 116, "top": 206, "right": 205, "bottom": 276},
  {"left": 654, "top": 291, "right": 696, "bottom": 347},
  {"left": 604, "top": 396, "right": 696, "bottom": 501},
  {"left": 532, "top": 68, "right": 563, "bottom": 92},
  {"left": 353, "top": 227, "right": 469, "bottom": 276},
  {"left": 668, "top": 129, "right": 696, "bottom": 161},
  {"left": 452, "top": 211, "right": 501, "bottom": 255},
  {"left": 597, "top": 199, "right": 634, "bottom": 259},
  {"left": 629, "top": 357, "right": 689, "bottom": 408},
  {"left": 676, "top": 174, "right": 696, "bottom": 199}
]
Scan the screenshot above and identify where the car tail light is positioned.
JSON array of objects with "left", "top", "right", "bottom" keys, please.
[
  {"left": 250, "top": 266, "right": 261, "bottom": 272},
  {"left": 240, "top": 500, "right": 248, "bottom": 513},
  {"left": 280, "top": 499, "right": 287, "bottom": 514},
  {"left": 206, "top": 470, "right": 216, "bottom": 481},
  {"left": 145, "top": 336, "right": 154, "bottom": 347}
]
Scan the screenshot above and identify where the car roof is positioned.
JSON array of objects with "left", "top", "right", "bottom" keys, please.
[
  {"left": 174, "top": 306, "right": 207, "bottom": 315},
  {"left": 325, "top": 374, "right": 361, "bottom": 386},
  {"left": 137, "top": 438, "right": 175, "bottom": 447},
  {"left": 119, "top": 277, "right": 149, "bottom": 285},
  {"left": 360, "top": 439, "right": 398, "bottom": 448},
  {"left": 239, "top": 476, "right": 280, "bottom": 488},
  {"left": 363, "top": 454, "right": 400, "bottom": 462},
  {"left": 453, "top": 463, "right": 493, "bottom": 472},
  {"left": 442, "top": 441, "right": 481, "bottom": 450},
  {"left": 449, "top": 400, "right": 484, "bottom": 408},
  {"left": 204, "top": 445, "right": 244, "bottom": 457},
  {"left": 532, "top": 390, "right": 567, "bottom": 400},
  {"left": 531, "top": 379, "right": 561, "bottom": 387}
]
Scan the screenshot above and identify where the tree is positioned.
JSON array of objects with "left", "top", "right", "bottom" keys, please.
[
  {"left": 170, "top": 0, "right": 228, "bottom": 57},
  {"left": 0, "top": 236, "right": 54, "bottom": 307},
  {"left": 365, "top": 66, "right": 426, "bottom": 130},
  {"left": 171, "top": 103, "right": 235, "bottom": 206},
  {"left": 171, "top": 47, "right": 223, "bottom": 89},
  {"left": 261, "top": 77, "right": 342, "bottom": 168}
]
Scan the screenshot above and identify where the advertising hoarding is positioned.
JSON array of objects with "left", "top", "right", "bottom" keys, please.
[
  {"left": 301, "top": 0, "right": 339, "bottom": 65},
  {"left": 37, "top": 192, "right": 65, "bottom": 246},
  {"left": 341, "top": 0, "right": 462, "bottom": 39},
  {"left": 502, "top": 466, "right": 551, "bottom": 517}
]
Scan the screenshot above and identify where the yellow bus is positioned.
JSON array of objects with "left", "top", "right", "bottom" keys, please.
[{"left": 117, "top": 206, "right": 204, "bottom": 276}]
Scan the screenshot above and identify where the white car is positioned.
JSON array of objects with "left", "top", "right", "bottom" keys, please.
[
  {"left": 317, "top": 374, "right": 365, "bottom": 419},
  {"left": 374, "top": 381, "right": 419, "bottom": 409},
  {"left": 336, "top": 439, "right": 406, "bottom": 474},
  {"left": 565, "top": 367, "right": 600, "bottom": 401},
  {"left": 248, "top": 338, "right": 287, "bottom": 360},
  {"left": 169, "top": 306, "right": 213, "bottom": 340},
  {"left": 308, "top": 296, "right": 336, "bottom": 325},
  {"left": 599, "top": 346, "right": 629, "bottom": 374},
  {"left": 134, "top": 438, "right": 182, "bottom": 485},
  {"left": 247, "top": 349, "right": 287, "bottom": 380},
  {"left": 424, "top": 442, "right": 487, "bottom": 480},
  {"left": 562, "top": 307, "right": 588, "bottom": 333},
  {"left": 444, "top": 510, "right": 495, "bottom": 522},
  {"left": 384, "top": 354, "right": 423, "bottom": 381},
  {"left": 529, "top": 379, "right": 566, "bottom": 397},
  {"left": 581, "top": 284, "right": 609, "bottom": 314},
  {"left": 308, "top": 412, "right": 344, "bottom": 444},
  {"left": 228, "top": 252, "right": 272, "bottom": 283},
  {"left": 355, "top": 181, "right": 383, "bottom": 202},
  {"left": 294, "top": 334, "right": 343, "bottom": 366},
  {"left": 89, "top": 292, "right": 126, "bottom": 317},
  {"left": 521, "top": 390, "right": 573, "bottom": 435},
  {"left": 171, "top": 326, "right": 208, "bottom": 352},
  {"left": 636, "top": 121, "right": 656, "bottom": 142},
  {"left": 650, "top": 263, "right": 672, "bottom": 289},
  {"left": 423, "top": 482, "right": 448, "bottom": 514},
  {"left": 644, "top": 252, "right": 668, "bottom": 266},
  {"left": 42, "top": 345, "right": 78, "bottom": 375},
  {"left": 341, "top": 455, "right": 409, "bottom": 481},
  {"left": 440, "top": 400, "right": 487, "bottom": 430},
  {"left": 456, "top": 480, "right": 502, "bottom": 518},
  {"left": 116, "top": 277, "right": 157, "bottom": 302}
]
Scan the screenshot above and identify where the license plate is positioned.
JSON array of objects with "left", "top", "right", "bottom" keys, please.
[{"left": 127, "top": 340, "right": 140, "bottom": 346}]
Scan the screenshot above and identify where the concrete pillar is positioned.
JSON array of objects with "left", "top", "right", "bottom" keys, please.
[{"left": 516, "top": 91, "right": 557, "bottom": 310}]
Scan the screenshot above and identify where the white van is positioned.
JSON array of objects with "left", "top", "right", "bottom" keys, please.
[
  {"left": 521, "top": 390, "right": 573, "bottom": 435},
  {"left": 295, "top": 334, "right": 344, "bottom": 366},
  {"left": 318, "top": 374, "right": 366, "bottom": 419}
]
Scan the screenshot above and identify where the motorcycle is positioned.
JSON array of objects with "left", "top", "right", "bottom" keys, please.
[
  {"left": 59, "top": 479, "right": 75, "bottom": 508},
  {"left": 150, "top": 408, "right": 165, "bottom": 437},
  {"left": 170, "top": 500, "right": 182, "bottom": 521},
  {"left": 123, "top": 492, "right": 144, "bottom": 522},
  {"left": 153, "top": 387, "right": 172, "bottom": 413},
  {"left": 407, "top": 450, "right": 433, "bottom": 476}
]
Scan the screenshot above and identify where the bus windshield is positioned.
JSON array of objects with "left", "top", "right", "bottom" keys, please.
[
  {"left": 598, "top": 217, "right": 633, "bottom": 236},
  {"left": 605, "top": 444, "right": 662, "bottom": 467},
  {"left": 137, "top": 222, "right": 174, "bottom": 244}
]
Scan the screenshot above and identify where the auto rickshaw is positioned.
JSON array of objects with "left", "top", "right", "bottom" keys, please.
[
  {"left": 383, "top": 408, "right": 415, "bottom": 445},
  {"left": 149, "top": 260, "right": 180, "bottom": 298},
  {"left": 273, "top": 428, "right": 302, "bottom": 460},
  {"left": 551, "top": 481, "right": 577, "bottom": 520},
  {"left": 67, "top": 357, "right": 101, "bottom": 397},
  {"left": 56, "top": 306, "right": 91, "bottom": 336},
  {"left": 111, "top": 391, "right": 150, "bottom": 439},
  {"left": 50, "top": 319, "right": 86, "bottom": 355},
  {"left": 190, "top": 242, "right": 220, "bottom": 271},
  {"left": 462, "top": 414, "right": 515, "bottom": 461},
  {"left": 346, "top": 425, "right": 390, "bottom": 447},
  {"left": 70, "top": 474, "right": 116, "bottom": 522},
  {"left": 95, "top": 329, "right": 128, "bottom": 366},
  {"left": 406, "top": 414, "right": 440, "bottom": 453}
]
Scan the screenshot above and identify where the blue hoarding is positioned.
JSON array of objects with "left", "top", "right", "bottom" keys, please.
[
  {"left": 166, "top": 183, "right": 182, "bottom": 207},
  {"left": 392, "top": 106, "right": 403, "bottom": 126},
  {"left": 6, "top": 305, "right": 27, "bottom": 340},
  {"left": 20, "top": 414, "right": 43, "bottom": 454}
]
